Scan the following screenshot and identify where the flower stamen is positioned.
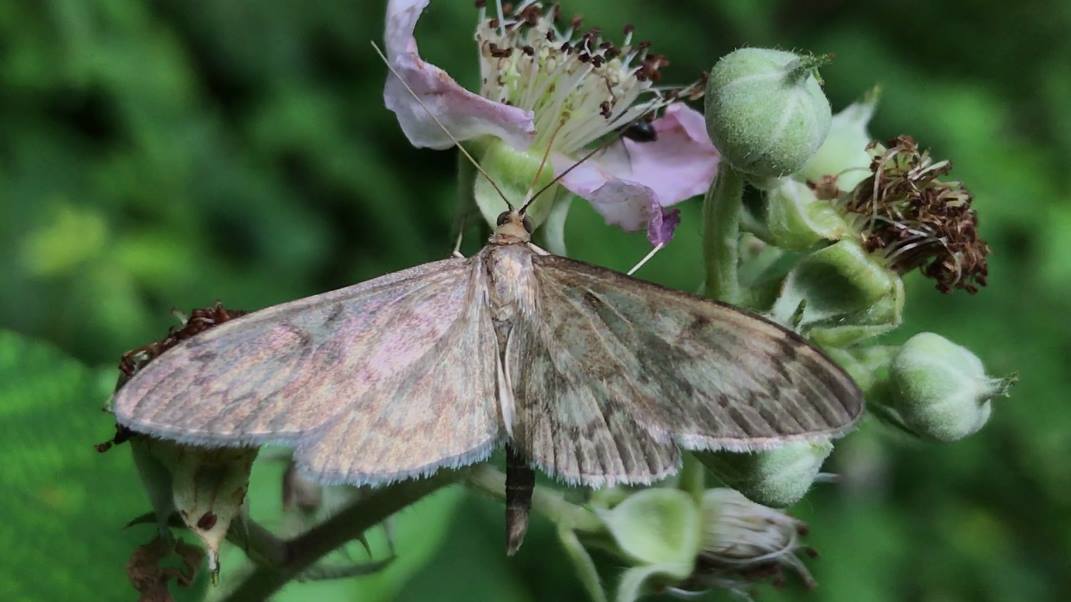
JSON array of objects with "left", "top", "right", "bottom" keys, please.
[{"left": 475, "top": 1, "right": 695, "bottom": 155}]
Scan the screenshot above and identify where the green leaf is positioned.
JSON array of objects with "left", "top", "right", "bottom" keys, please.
[{"left": 0, "top": 330, "right": 154, "bottom": 600}]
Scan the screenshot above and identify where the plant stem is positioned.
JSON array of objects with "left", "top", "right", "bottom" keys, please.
[
  {"left": 702, "top": 165, "right": 745, "bottom": 303},
  {"left": 677, "top": 454, "right": 705, "bottom": 505},
  {"left": 227, "top": 514, "right": 289, "bottom": 569},
  {"left": 467, "top": 465, "right": 604, "bottom": 533},
  {"left": 222, "top": 472, "right": 460, "bottom": 602}
]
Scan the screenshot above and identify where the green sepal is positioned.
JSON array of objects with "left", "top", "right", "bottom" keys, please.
[
  {"left": 770, "top": 239, "right": 904, "bottom": 346},
  {"left": 472, "top": 138, "right": 559, "bottom": 228}
]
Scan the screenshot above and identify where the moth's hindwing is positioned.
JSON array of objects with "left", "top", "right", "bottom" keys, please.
[
  {"left": 508, "top": 253, "right": 862, "bottom": 487},
  {"left": 113, "top": 257, "right": 502, "bottom": 486}
]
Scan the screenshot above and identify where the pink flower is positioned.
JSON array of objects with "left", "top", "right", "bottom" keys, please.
[{"left": 383, "top": 0, "right": 719, "bottom": 246}]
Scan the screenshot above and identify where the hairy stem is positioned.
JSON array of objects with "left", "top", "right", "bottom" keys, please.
[
  {"left": 702, "top": 165, "right": 745, "bottom": 304},
  {"left": 467, "top": 464, "right": 604, "bottom": 533},
  {"left": 222, "top": 472, "right": 460, "bottom": 602}
]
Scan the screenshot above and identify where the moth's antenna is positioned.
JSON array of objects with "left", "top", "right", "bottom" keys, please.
[
  {"left": 519, "top": 142, "right": 607, "bottom": 215},
  {"left": 370, "top": 41, "right": 514, "bottom": 210},
  {"left": 518, "top": 102, "right": 669, "bottom": 215},
  {"left": 521, "top": 120, "right": 564, "bottom": 204}
]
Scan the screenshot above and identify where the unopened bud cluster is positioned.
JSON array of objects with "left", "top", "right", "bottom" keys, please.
[{"left": 693, "top": 44, "right": 1010, "bottom": 538}]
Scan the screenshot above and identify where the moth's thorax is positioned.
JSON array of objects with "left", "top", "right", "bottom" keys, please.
[{"left": 483, "top": 244, "right": 539, "bottom": 324}]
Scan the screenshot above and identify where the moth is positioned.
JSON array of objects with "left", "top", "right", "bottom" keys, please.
[
  {"left": 112, "top": 45, "right": 863, "bottom": 554},
  {"left": 113, "top": 206, "right": 861, "bottom": 540}
]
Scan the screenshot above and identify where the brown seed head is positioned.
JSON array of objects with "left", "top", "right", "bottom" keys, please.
[{"left": 842, "top": 135, "right": 989, "bottom": 294}]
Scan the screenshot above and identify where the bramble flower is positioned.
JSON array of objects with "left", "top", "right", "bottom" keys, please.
[
  {"left": 383, "top": 0, "right": 718, "bottom": 245},
  {"left": 137, "top": 440, "right": 258, "bottom": 577},
  {"left": 756, "top": 132, "right": 990, "bottom": 346},
  {"left": 107, "top": 304, "right": 257, "bottom": 583}
]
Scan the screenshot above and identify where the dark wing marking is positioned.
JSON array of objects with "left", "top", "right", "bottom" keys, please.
[{"left": 508, "top": 254, "right": 861, "bottom": 487}]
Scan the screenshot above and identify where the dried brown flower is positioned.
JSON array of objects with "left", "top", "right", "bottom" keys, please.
[
  {"left": 842, "top": 135, "right": 989, "bottom": 293},
  {"left": 116, "top": 303, "right": 248, "bottom": 389},
  {"left": 126, "top": 535, "right": 204, "bottom": 602}
]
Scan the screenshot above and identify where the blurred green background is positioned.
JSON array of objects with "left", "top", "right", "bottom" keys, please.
[{"left": 2, "top": 0, "right": 1069, "bottom": 600}]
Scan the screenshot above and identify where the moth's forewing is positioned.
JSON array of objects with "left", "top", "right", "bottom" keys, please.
[
  {"left": 508, "top": 253, "right": 862, "bottom": 488},
  {"left": 114, "top": 257, "right": 503, "bottom": 486}
]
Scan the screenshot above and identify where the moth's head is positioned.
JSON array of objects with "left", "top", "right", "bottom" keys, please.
[{"left": 490, "top": 210, "right": 533, "bottom": 245}]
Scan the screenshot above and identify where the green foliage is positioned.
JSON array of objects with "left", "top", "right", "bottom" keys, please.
[
  {"left": 0, "top": 0, "right": 1068, "bottom": 600},
  {"left": 0, "top": 330, "right": 157, "bottom": 600}
]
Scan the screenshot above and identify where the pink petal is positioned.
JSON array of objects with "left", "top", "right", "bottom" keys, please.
[
  {"left": 621, "top": 103, "right": 720, "bottom": 206},
  {"left": 384, "top": 0, "right": 535, "bottom": 150},
  {"left": 555, "top": 103, "right": 718, "bottom": 244},
  {"left": 648, "top": 207, "right": 681, "bottom": 247}
]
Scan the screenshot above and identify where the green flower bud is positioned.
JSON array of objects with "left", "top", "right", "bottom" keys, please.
[
  {"left": 695, "top": 439, "right": 833, "bottom": 508},
  {"left": 690, "top": 489, "right": 816, "bottom": 592},
  {"left": 798, "top": 88, "right": 879, "bottom": 193},
  {"left": 759, "top": 178, "right": 851, "bottom": 250},
  {"left": 705, "top": 48, "right": 832, "bottom": 179},
  {"left": 883, "top": 332, "right": 1014, "bottom": 442},
  {"left": 584, "top": 487, "right": 818, "bottom": 601},
  {"left": 135, "top": 439, "right": 258, "bottom": 577},
  {"left": 770, "top": 239, "right": 904, "bottom": 347}
]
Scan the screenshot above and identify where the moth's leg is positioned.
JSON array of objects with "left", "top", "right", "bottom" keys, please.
[
  {"left": 496, "top": 350, "right": 516, "bottom": 438},
  {"left": 451, "top": 229, "right": 466, "bottom": 258},
  {"left": 626, "top": 243, "right": 665, "bottom": 276},
  {"left": 526, "top": 242, "right": 551, "bottom": 256}
]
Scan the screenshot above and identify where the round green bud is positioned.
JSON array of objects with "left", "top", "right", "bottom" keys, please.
[
  {"left": 887, "top": 332, "right": 1013, "bottom": 442},
  {"left": 695, "top": 439, "right": 833, "bottom": 508},
  {"left": 705, "top": 48, "right": 832, "bottom": 179}
]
